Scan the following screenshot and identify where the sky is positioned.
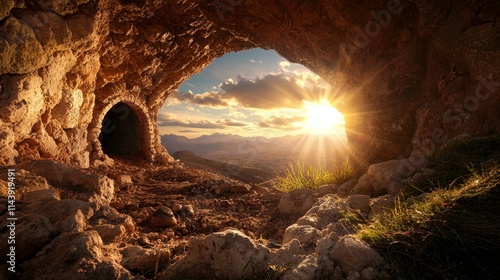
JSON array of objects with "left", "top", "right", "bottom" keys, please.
[{"left": 158, "top": 48, "right": 346, "bottom": 139}]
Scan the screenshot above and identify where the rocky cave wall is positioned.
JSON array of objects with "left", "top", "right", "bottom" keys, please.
[{"left": 0, "top": 0, "right": 499, "bottom": 169}]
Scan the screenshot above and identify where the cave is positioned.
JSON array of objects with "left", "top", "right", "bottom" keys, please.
[
  {"left": 98, "top": 102, "right": 143, "bottom": 158},
  {"left": 0, "top": 1, "right": 499, "bottom": 279},
  {"left": 1, "top": 0, "right": 498, "bottom": 169}
]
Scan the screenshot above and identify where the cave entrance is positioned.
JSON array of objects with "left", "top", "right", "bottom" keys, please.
[{"left": 98, "top": 102, "right": 144, "bottom": 158}]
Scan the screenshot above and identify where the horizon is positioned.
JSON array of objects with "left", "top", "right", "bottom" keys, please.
[
  {"left": 162, "top": 130, "right": 348, "bottom": 141},
  {"left": 158, "top": 48, "right": 347, "bottom": 140}
]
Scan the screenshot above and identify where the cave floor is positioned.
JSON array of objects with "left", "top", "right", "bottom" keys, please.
[{"left": 71, "top": 157, "right": 297, "bottom": 269}]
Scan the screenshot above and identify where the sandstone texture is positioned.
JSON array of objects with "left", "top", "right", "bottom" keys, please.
[
  {"left": 160, "top": 229, "right": 271, "bottom": 279},
  {"left": 0, "top": 1, "right": 499, "bottom": 279},
  {"left": 0, "top": 0, "right": 497, "bottom": 169}
]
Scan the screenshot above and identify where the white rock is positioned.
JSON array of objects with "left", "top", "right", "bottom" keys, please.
[
  {"left": 159, "top": 229, "right": 270, "bottom": 280},
  {"left": 283, "top": 224, "right": 323, "bottom": 246},
  {"left": 329, "top": 235, "right": 383, "bottom": 272},
  {"left": 282, "top": 255, "right": 318, "bottom": 280}
]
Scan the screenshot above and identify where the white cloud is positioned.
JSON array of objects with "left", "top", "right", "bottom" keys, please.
[{"left": 279, "top": 61, "right": 291, "bottom": 70}]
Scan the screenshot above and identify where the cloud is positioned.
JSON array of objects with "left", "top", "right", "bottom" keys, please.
[
  {"left": 170, "top": 91, "right": 228, "bottom": 107},
  {"left": 178, "top": 130, "right": 199, "bottom": 133},
  {"left": 157, "top": 112, "right": 247, "bottom": 129},
  {"left": 221, "top": 119, "right": 248, "bottom": 127},
  {"left": 160, "top": 119, "right": 226, "bottom": 129},
  {"left": 220, "top": 74, "right": 322, "bottom": 109},
  {"left": 279, "top": 61, "right": 291, "bottom": 70},
  {"left": 258, "top": 115, "right": 306, "bottom": 130},
  {"left": 157, "top": 112, "right": 177, "bottom": 122},
  {"left": 158, "top": 112, "right": 225, "bottom": 129},
  {"left": 168, "top": 70, "right": 332, "bottom": 110},
  {"left": 250, "top": 59, "right": 256, "bottom": 63}
]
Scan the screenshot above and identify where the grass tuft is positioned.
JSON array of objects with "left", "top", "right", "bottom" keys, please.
[
  {"left": 351, "top": 135, "right": 500, "bottom": 279},
  {"left": 275, "top": 160, "right": 353, "bottom": 192},
  {"left": 358, "top": 166, "right": 500, "bottom": 279}
]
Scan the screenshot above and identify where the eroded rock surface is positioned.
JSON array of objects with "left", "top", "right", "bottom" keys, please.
[
  {"left": 160, "top": 229, "right": 271, "bottom": 279},
  {"left": 19, "top": 231, "right": 132, "bottom": 280},
  {"left": 0, "top": 0, "right": 498, "bottom": 168}
]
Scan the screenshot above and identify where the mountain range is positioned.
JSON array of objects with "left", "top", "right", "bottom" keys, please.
[{"left": 161, "top": 133, "right": 348, "bottom": 167}]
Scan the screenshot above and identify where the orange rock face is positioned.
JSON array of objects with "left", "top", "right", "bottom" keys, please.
[{"left": 0, "top": 0, "right": 499, "bottom": 168}]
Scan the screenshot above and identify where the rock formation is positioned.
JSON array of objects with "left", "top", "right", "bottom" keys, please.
[{"left": 0, "top": 0, "right": 498, "bottom": 169}]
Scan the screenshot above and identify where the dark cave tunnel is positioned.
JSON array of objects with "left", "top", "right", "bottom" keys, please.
[{"left": 98, "top": 102, "right": 143, "bottom": 158}]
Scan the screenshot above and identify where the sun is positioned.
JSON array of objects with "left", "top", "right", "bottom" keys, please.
[{"left": 304, "top": 100, "right": 345, "bottom": 134}]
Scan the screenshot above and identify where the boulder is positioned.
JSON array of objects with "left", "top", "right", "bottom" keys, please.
[
  {"left": 93, "top": 224, "right": 126, "bottom": 243},
  {"left": 315, "top": 195, "right": 349, "bottom": 229},
  {"left": 351, "top": 173, "right": 373, "bottom": 195},
  {"left": 0, "top": 17, "right": 48, "bottom": 74},
  {"left": 120, "top": 245, "right": 170, "bottom": 272},
  {"left": 18, "top": 160, "right": 114, "bottom": 207},
  {"left": 347, "top": 195, "right": 371, "bottom": 213},
  {"left": 271, "top": 239, "right": 307, "bottom": 267},
  {"left": 279, "top": 188, "right": 316, "bottom": 215},
  {"left": 329, "top": 235, "right": 383, "bottom": 272},
  {"left": 150, "top": 207, "right": 177, "bottom": 228},
  {"left": 23, "top": 188, "right": 60, "bottom": 204},
  {"left": 296, "top": 213, "right": 319, "bottom": 228},
  {"left": 283, "top": 224, "right": 323, "bottom": 246},
  {"left": 282, "top": 255, "right": 318, "bottom": 280},
  {"left": 0, "top": 214, "right": 55, "bottom": 262},
  {"left": 180, "top": 204, "right": 194, "bottom": 217},
  {"left": 0, "top": 169, "right": 50, "bottom": 201},
  {"left": 89, "top": 206, "right": 135, "bottom": 233},
  {"left": 22, "top": 199, "right": 93, "bottom": 233},
  {"left": 19, "top": 231, "right": 132, "bottom": 280},
  {"left": 159, "top": 229, "right": 270, "bottom": 280},
  {"left": 337, "top": 180, "right": 357, "bottom": 197},
  {"left": 352, "top": 159, "right": 426, "bottom": 196}
]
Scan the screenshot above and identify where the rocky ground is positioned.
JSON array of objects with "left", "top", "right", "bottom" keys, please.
[
  {"left": 92, "top": 158, "right": 299, "bottom": 267},
  {"left": 1, "top": 155, "right": 433, "bottom": 279}
]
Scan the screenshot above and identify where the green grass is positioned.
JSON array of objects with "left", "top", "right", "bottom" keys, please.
[
  {"left": 356, "top": 166, "right": 500, "bottom": 279},
  {"left": 337, "top": 135, "right": 500, "bottom": 279},
  {"left": 275, "top": 160, "right": 353, "bottom": 192},
  {"left": 369, "top": 167, "right": 498, "bottom": 279}
]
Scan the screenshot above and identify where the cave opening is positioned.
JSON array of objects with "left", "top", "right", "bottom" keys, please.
[
  {"left": 160, "top": 48, "right": 348, "bottom": 175},
  {"left": 99, "top": 102, "right": 144, "bottom": 158}
]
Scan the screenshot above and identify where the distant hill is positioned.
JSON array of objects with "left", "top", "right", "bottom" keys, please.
[
  {"left": 162, "top": 133, "right": 348, "bottom": 164},
  {"left": 172, "top": 150, "right": 275, "bottom": 184},
  {"left": 162, "top": 133, "right": 348, "bottom": 183}
]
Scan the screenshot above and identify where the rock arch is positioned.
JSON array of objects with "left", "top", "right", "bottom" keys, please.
[
  {"left": 0, "top": 0, "right": 498, "bottom": 169},
  {"left": 91, "top": 96, "right": 156, "bottom": 162}
]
